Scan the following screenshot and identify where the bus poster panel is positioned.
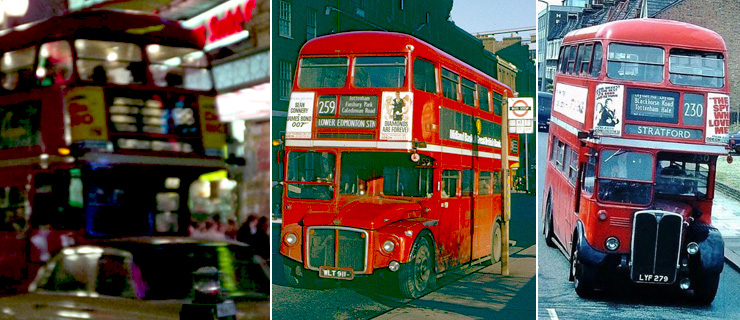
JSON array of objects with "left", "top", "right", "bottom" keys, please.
[
  {"left": 279, "top": 31, "right": 519, "bottom": 298},
  {"left": 543, "top": 19, "right": 728, "bottom": 304},
  {"left": 0, "top": 10, "right": 231, "bottom": 294}
]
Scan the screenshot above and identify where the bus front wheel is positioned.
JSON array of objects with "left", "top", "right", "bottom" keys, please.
[
  {"left": 693, "top": 273, "right": 720, "bottom": 305},
  {"left": 571, "top": 240, "right": 595, "bottom": 297},
  {"left": 398, "top": 235, "right": 435, "bottom": 299}
]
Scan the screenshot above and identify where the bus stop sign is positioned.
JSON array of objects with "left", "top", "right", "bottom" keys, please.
[{"left": 507, "top": 98, "right": 533, "bottom": 134}]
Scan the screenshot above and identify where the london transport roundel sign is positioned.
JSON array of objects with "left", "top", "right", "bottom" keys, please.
[{"left": 507, "top": 98, "right": 534, "bottom": 120}]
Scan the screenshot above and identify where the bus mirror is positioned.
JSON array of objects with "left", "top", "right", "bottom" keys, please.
[{"left": 577, "top": 131, "right": 590, "bottom": 139}]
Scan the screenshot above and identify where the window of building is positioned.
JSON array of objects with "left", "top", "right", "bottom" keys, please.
[
  {"left": 441, "top": 67, "right": 459, "bottom": 101},
  {"left": 306, "top": 8, "right": 316, "bottom": 41},
  {"left": 279, "top": 60, "right": 293, "bottom": 100},
  {"left": 413, "top": 58, "right": 436, "bottom": 93},
  {"left": 461, "top": 77, "right": 476, "bottom": 107},
  {"left": 279, "top": 1, "right": 292, "bottom": 38},
  {"left": 478, "top": 85, "right": 490, "bottom": 112}
]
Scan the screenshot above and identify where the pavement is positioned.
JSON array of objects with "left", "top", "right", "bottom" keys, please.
[
  {"left": 372, "top": 245, "right": 536, "bottom": 320},
  {"left": 712, "top": 190, "right": 740, "bottom": 270}
]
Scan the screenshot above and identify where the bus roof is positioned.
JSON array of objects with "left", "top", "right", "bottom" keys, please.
[
  {"left": 0, "top": 9, "right": 204, "bottom": 51},
  {"left": 563, "top": 19, "right": 726, "bottom": 52},
  {"left": 300, "top": 31, "right": 512, "bottom": 95}
]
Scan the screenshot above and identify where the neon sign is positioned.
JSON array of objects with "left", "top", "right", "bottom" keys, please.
[{"left": 181, "top": 0, "right": 256, "bottom": 49}]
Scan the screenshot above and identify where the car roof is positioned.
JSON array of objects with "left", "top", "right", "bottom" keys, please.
[{"left": 538, "top": 92, "right": 552, "bottom": 98}]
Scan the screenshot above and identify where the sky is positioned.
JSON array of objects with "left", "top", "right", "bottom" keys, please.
[
  {"left": 450, "top": 0, "right": 537, "bottom": 34},
  {"left": 536, "top": 0, "right": 565, "bottom": 14}
]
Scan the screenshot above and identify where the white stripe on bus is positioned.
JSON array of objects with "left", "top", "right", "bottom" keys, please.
[
  {"left": 551, "top": 117, "right": 727, "bottom": 154},
  {"left": 285, "top": 139, "right": 520, "bottom": 162}
]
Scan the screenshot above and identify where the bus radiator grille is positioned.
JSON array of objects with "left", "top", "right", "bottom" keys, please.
[
  {"left": 307, "top": 227, "right": 367, "bottom": 272},
  {"left": 630, "top": 211, "right": 682, "bottom": 284}
]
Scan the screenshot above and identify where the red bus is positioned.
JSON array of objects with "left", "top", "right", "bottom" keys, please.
[
  {"left": 543, "top": 19, "right": 730, "bottom": 303},
  {"left": 279, "top": 31, "right": 519, "bottom": 298},
  {"left": 0, "top": 10, "right": 228, "bottom": 293}
]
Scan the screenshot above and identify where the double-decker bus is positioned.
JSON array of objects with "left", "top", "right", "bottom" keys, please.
[
  {"left": 0, "top": 9, "right": 227, "bottom": 293},
  {"left": 279, "top": 31, "right": 519, "bottom": 298},
  {"left": 543, "top": 19, "right": 730, "bottom": 303}
]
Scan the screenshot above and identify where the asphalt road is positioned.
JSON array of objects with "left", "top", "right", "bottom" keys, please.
[
  {"left": 272, "top": 192, "right": 536, "bottom": 320},
  {"left": 536, "top": 131, "right": 740, "bottom": 320}
]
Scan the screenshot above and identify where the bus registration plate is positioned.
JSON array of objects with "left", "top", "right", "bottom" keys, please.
[
  {"left": 318, "top": 266, "right": 354, "bottom": 280},
  {"left": 635, "top": 273, "right": 671, "bottom": 283}
]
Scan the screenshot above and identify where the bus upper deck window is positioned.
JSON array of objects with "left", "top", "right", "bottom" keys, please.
[
  {"left": 353, "top": 56, "right": 405, "bottom": 88},
  {"left": 1, "top": 47, "right": 36, "bottom": 90},
  {"left": 590, "top": 43, "right": 603, "bottom": 78},
  {"left": 298, "top": 57, "right": 348, "bottom": 88},
  {"left": 37, "top": 41, "right": 73, "bottom": 86},
  {"left": 607, "top": 43, "right": 664, "bottom": 83},
  {"left": 146, "top": 45, "right": 211, "bottom": 90},
  {"left": 75, "top": 40, "right": 142, "bottom": 85},
  {"left": 668, "top": 49, "right": 725, "bottom": 88},
  {"left": 413, "top": 58, "right": 436, "bottom": 93},
  {"left": 441, "top": 68, "right": 459, "bottom": 101}
]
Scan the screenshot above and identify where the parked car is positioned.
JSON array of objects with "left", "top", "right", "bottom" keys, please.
[
  {"left": 730, "top": 129, "right": 740, "bottom": 154},
  {"left": 538, "top": 91, "right": 552, "bottom": 132},
  {"left": 0, "top": 237, "right": 269, "bottom": 320}
]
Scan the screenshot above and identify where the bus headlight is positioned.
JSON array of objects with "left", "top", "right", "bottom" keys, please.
[
  {"left": 383, "top": 240, "right": 395, "bottom": 253},
  {"left": 605, "top": 237, "right": 619, "bottom": 251},
  {"left": 284, "top": 233, "right": 298, "bottom": 245},
  {"left": 687, "top": 242, "right": 699, "bottom": 255}
]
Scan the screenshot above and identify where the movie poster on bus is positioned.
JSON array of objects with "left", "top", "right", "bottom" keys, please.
[
  {"left": 553, "top": 83, "right": 587, "bottom": 123},
  {"left": 706, "top": 93, "right": 731, "bottom": 144},
  {"left": 593, "top": 83, "right": 624, "bottom": 136},
  {"left": 286, "top": 92, "right": 316, "bottom": 139},
  {"left": 380, "top": 91, "right": 413, "bottom": 141}
]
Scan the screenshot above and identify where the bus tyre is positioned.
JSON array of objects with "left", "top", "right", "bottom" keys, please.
[
  {"left": 544, "top": 194, "right": 556, "bottom": 248},
  {"left": 571, "top": 242, "right": 595, "bottom": 297},
  {"left": 399, "top": 236, "right": 435, "bottom": 299},
  {"left": 693, "top": 273, "right": 720, "bottom": 305},
  {"left": 283, "top": 259, "right": 316, "bottom": 288},
  {"left": 490, "top": 220, "right": 502, "bottom": 263}
]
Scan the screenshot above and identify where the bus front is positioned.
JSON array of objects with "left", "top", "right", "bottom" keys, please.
[
  {"left": 551, "top": 20, "right": 730, "bottom": 303},
  {"left": 280, "top": 33, "right": 444, "bottom": 298}
]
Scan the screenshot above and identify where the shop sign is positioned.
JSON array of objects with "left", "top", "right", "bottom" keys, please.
[{"left": 182, "top": 0, "right": 256, "bottom": 47}]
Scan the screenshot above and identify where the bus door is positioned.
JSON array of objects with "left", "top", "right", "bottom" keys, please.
[
  {"left": 552, "top": 138, "right": 579, "bottom": 244},
  {"left": 438, "top": 168, "right": 465, "bottom": 268},
  {"left": 471, "top": 170, "right": 494, "bottom": 260},
  {"left": 459, "top": 168, "right": 474, "bottom": 263}
]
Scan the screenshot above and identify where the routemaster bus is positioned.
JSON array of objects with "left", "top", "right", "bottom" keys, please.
[
  {"left": 0, "top": 10, "right": 228, "bottom": 293},
  {"left": 279, "top": 31, "right": 519, "bottom": 298},
  {"left": 543, "top": 19, "right": 730, "bottom": 303}
]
